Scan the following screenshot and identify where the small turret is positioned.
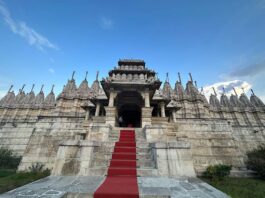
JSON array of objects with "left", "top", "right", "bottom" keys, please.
[
  {"left": 230, "top": 88, "right": 243, "bottom": 108},
  {"left": 14, "top": 84, "right": 26, "bottom": 106},
  {"left": 22, "top": 84, "right": 36, "bottom": 106},
  {"left": 58, "top": 71, "right": 77, "bottom": 99},
  {"left": 209, "top": 87, "right": 221, "bottom": 108},
  {"left": 0, "top": 85, "right": 15, "bottom": 107},
  {"left": 91, "top": 71, "right": 101, "bottom": 96},
  {"left": 174, "top": 73, "right": 185, "bottom": 99},
  {"left": 250, "top": 89, "right": 265, "bottom": 108},
  {"left": 44, "top": 85, "right": 56, "bottom": 107},
  {"left": 200, "top": 87, "right": 209, "bottom": 104},
  {"left": 34, "top": 85, "right": 45, "bottom": 107},
  {"left": 77, "top": 71, "right": 91, "bottom": 99},
  {"left": 239, "top": 87, "right": 252, "bottom": 107},
  {"left": 185, "top": 73, "right": 199, "bottom": 98},
  {"left": 162, "top": 73, "right": 173, "bottom": 98},
  {"left": 220, "top": 87, "right": 231, "bottom": 107}
]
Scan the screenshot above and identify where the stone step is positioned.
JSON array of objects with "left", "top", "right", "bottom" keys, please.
[
  {"left": 92, "top": 153, "right": 152, "bottom": 161},
  {"left": 64, "top": 192, "right": 169, "bottom": 198},
  {"left": 87, "top": 167, "right": 158, "bottom": 177},
  {"left": 95, "top": 145, "right": 151, "bottom": 154},
  {"left": 91, "top": 157, "right": 156, "bottom": 168}
]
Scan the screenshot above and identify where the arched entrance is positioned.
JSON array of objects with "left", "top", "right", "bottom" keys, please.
[
  {"left": 119, "top": 104, "right": 141, "bottom": 127},
  {"left": 115, "top": 91, "right": 143, "bottom": 128}
]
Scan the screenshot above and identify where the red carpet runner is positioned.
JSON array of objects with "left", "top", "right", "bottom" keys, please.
[{"left": 94, "top": 130, "right": 139, "bottom": 198}]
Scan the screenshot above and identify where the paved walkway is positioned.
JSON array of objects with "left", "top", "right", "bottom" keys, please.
[{"left": 0, "top": 176, "right": 230, "bottom": 198}]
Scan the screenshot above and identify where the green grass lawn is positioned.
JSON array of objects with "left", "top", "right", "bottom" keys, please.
[
  {"left": 0, "top": 169, "right": 50, "bottom": 194},
  {"left": 201, "top": 177, "right": 265, "bottom": 198}
]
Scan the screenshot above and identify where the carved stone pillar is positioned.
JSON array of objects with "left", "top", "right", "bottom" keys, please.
[
  {"left": 95, "top": 102, "right": 100, "bottom": 116},
  {"left": 172, "top": 110, "right": 177, "bottom": 123},
  {"left": 105, "top": 106, "right": 116, "bottom": 126},
  {"left": 108, "top": 90, "right": 117, "bottom": 107},
  {"left": 85, "top": 109, "right": 90, "bottom": 120},
  {"left": 142, "top": 107, "right": 152, "bottom": 127},
  {"left": 144, "top": 91, "right": 150, "bottom": 107},
  {"left": 161, "top": 102, "right": 166, "bottom": 118}
]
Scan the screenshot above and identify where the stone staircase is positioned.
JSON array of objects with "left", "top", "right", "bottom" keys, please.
[{"left": 88, "top": 128, "right": 158, "bottom": 177}]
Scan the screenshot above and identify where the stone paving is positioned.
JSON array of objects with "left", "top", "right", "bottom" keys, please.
[{"left": 0, "top": 176, "right": 230, "bottom": 198}]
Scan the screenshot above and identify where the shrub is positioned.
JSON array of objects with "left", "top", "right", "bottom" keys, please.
[
  {"left": 203, "top": 164, "right": 232, "bottom": 181},
  {"left": 0, "top": 148, "right": 21, "bottom": 169},
  {"left": 28, "top": 162, "right": 51, "bottom": 175},
  {"left": 246, "top": 144, "right": 265, "bottom": 179}
]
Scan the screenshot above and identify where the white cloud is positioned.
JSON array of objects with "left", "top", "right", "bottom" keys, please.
[
  {"left": 48, "top": 68, "right": 55, "bottom": 74},
  {"left": 203, "top": 80, "right": 252, "bottom": 99},
  {"left": 100, "top": 16, "right": 113, "bottom": 29},
  {"left": 0, "top": 1, "right": 59, "bottom": 51}
]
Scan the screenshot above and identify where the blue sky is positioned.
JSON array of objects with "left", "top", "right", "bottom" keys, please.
[{"left": 0, "top": 0, "right": 265, "bottom": 100}]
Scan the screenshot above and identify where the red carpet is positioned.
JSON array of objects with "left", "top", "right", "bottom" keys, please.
[{"left": 94, "top": 130, "right": 139, "bottom": 198}]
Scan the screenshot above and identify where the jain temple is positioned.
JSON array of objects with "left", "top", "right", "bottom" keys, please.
[{"left": 0, "top": 59, "right": 265, "bottom": 197}]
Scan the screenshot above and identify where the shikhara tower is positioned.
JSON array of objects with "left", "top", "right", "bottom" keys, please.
[{"left": 0, "top": 59, "right": 265, "bottom": 177}]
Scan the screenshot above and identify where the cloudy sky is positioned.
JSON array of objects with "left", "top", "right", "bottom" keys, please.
[{"left": 0, "top": 0, "right": 265, "bottom": 101}]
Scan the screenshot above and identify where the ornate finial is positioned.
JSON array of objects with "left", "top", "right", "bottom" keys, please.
[
  {"left": 251, "top": 89, "right": 255, "bottom": 95},
  {"left": 8, "top": 85, "right": 13, "bottom": 93},
  {"left": 40, "top": 85, "right": 44, "bottom": 92},
  {"left": 194, "top": 81, "right": 198, "bottom": 89},
  {"left": 233, "top": 87, "right": 238, "bottom": 97},
  {"left": 241, "top": 87, "right": 245, "bottom": 93},
  {"left": 166, "top": 72, "right": 169, "bottom": 82},
  {"left": 200, "top": 87, "right": 204, "bottom": 93},
  {"left": 71, "top": 71, "right": 75, "bottom": 80},
  {"left": 189, "top": 73, "right": 193, "bottom": 83},
  {"left": 31, "top": 84, "right": 35, "bottom": 92},
  {"left": 222, "top": 87, "right": 226, "bottom": 94},
  {"left": 96, "top": 71, "right": 99, "bottom": 81},
  {"left": 51, "top": 84, "right": 55, "bottom": 93},
  {"left": 85, "top": 71, "right": 88, "bottom": 80},
  {"left": 21, "top": 84, "right": 26, "bottom": 91},
  {"left": 178, "top": 72, "right": 182, "bottom": 84},
  {"left": 212, "top": 87, "right": 217, "bottom": 96}
]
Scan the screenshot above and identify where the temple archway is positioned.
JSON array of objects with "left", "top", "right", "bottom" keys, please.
[{"left": 115, "top": 91, "right": 143, "bottom": 128}]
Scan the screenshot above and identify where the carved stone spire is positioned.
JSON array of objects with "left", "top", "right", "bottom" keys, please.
[
  {"left": 14, "top": 84, "right": 26, "bottom": 106},
  {"left": 250, "top": 89, "right": 265, "bottom": 107},
  {"left": 230, "top": 88, "right": 243, "bottom": 108},
  {"left": 189, "top": 73, "right": 193, "bottom": 83},
  {"left": 22, "top": 84, "right": 36, "bottom": 107},
  {"left": 178, "top": 72, "right": 182, "bottom": 85},
  {"left": 91, "top": 71, "right": 101, "bottom": 96},
  {"left": 220, "top": 88, "right": 231, "bottom": 107},
  {"left": 238, "top": 87, "right": 252, "bottom": 107},
  {"left": 209, "top": 87, "right": 220, "bottom": 107},
  {"left": 0, "top": 85, "right": 15, "bottom": 107},
  {"left": 77, "top": 71, "right": 90, "bottom": 99},
  {"left": 59, "top": 72, "right": 77, "bottom": 99},
  {"left": 174, "top": 80, "right": 185, "bottom": 99},
  {"left": 185, "top": 80, "right": 199, "bottom": 98},
  {"left": 34, "top": 85, "right": 45, "bottom": 106},
  {"left": 44, "top": 85, "right": 56, "bottom": 107},
  {"left": 162, "top": 73, "right": 172, "bottom": 98}
]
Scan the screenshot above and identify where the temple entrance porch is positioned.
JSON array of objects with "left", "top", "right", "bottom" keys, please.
[{"left": 115, "top": 91, "right": 143, "bottom": 128}]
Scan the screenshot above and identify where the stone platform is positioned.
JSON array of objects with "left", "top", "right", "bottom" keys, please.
[{"left": 0, "top": 176, "right": 229, "bottom": 198}]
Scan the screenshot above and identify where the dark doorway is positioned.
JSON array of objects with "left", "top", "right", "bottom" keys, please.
[
  {"left": 115, "top": 91, "right": 143, "bottom": 128},
  {"left": 119, "top": 104, "right": 141, "bottom": 128}
]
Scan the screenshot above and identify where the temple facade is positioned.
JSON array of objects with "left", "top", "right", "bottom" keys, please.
[{"left": 0, "top": 59, "right": 265, "bottom": 177}]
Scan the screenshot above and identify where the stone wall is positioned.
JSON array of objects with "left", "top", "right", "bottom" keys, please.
[{"left": 18, "top": 116, "right": 86, "bottom": 171}]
